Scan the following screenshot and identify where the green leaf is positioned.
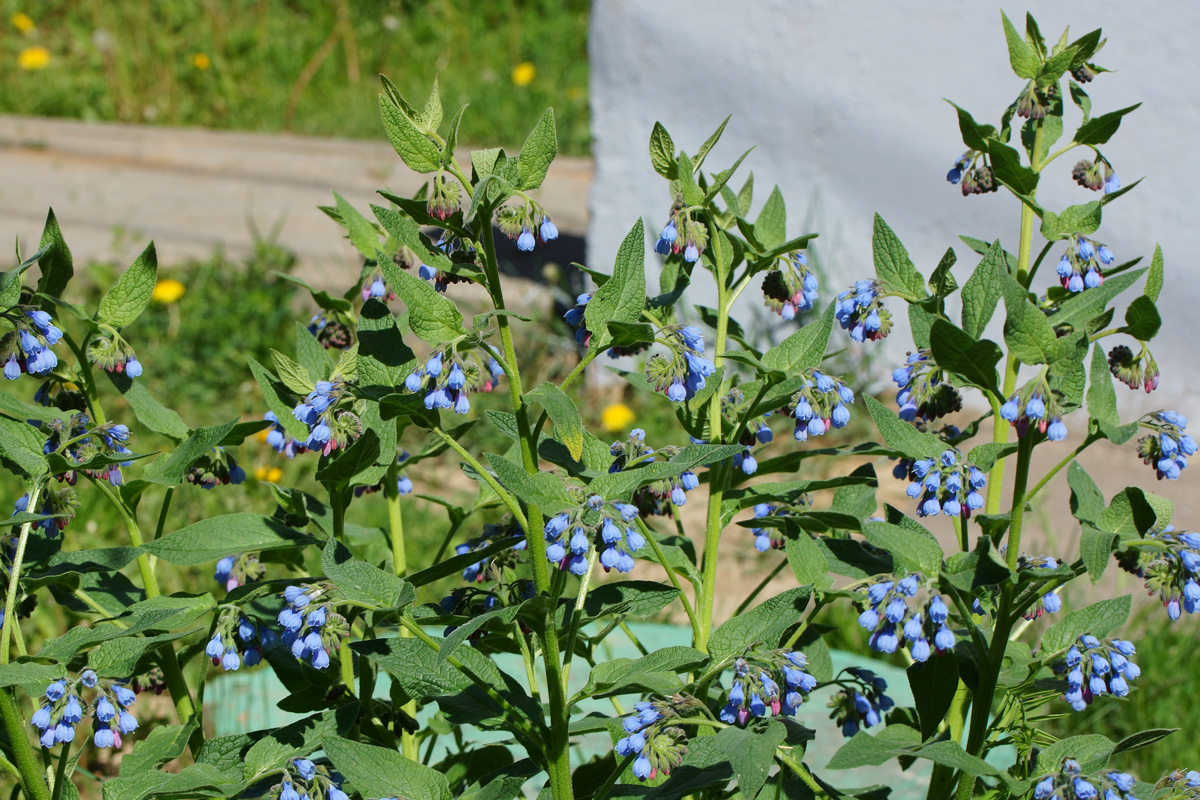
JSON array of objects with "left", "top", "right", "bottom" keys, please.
[
  {"left": 1075, "top": 104, "right": 1141, "bottom": 146},
  {"left": 1040, "top": 201, "right": 1102, "bottom": 238},
  {"left": 827, "top": 725, "right": 921, "bottom": 769},
  {"left": 97, "top": 243, "right": 157, "bottom": 329},
  {"left": 119, "top": 721, "right": 199, "bottom": 776},
  {"left": 443, "top": 104, "right": 467, "bottom": 164},
  {"left": 582, "top": 581, "right": 680, "bottom": 622},
  {"left": 989, "top": 141, "right": 1038, "bottom": 195},
  {"left": 1145, "top": 244, "right": 1163, "bottom": 302},
  {"left": 694, "top": 115, "right": 731, "bottom": 169},
  {"left": 708, "top": 587, "right": 811, "bottom": 661},
  {"left": 36, "top": 209, "right": 74, "bottom": 302},
  {"left": 321, "top": 538, "right": 414, "bottom": 611},
  {"left": 967, "top": 442, "right": 1018, "bottom": 472},
  {"left": 960, "top": 241, "right": 1006, "bottom": 339},
  {"left": 486, "top": 453, "right": 573, "bottom": 515},
  {"left": 784, "top": 529, "right": 832, "bottom": 591},
  {"left": 756, "top": 186, "right": 786, "bottom": 251},
  {"left": 143, "top": 513, "right": 315, "bottom": 565},
  {"left": 1041, "top": 595, "right": 1132, "bottom": 653},
  {"left": 0, "top": 416, "right": 47, "bottom": 478},
  {"left": 332, "top": 191, "right": 380, "bottom": 259},
  {"left": 717, "top": 722, "right": 787, "bottom": 800},
  {"left": 585, "top": 220, "right": 647, "bottom": 351},
  {"left": 761, "top": 300, "right": 836, "bottom": 372},
  {"left": 325, "top": 736, "right": 452, "bottom": 800},
  {"left": 527, "top": 383, "right": 583, "bottom": 461},
  {"left": 1037, "top": 735, "right": 1114, "bottom": 775},
  {"left": 1087, "top": 343, "right": 1120, "bottom": 432},
  {"left": 928, "top": 319, "right": 1002, "bottom": 395},
  {"left": 140, "top": 420, "right": 238, "bottom": 486},
  {"left": 862, "top": 395, "right": 944, "bottom": 459},
  {"left": 1099, "top": 487, "right": 1167, "bottom": 537},
  {"left": 0, "top": 662, "right": 68, "bottom": 697},
  {"left": 1080, "top": 526, "right": 1116, "bottom": 584},
  {"left": 243, "top": 705, "right": 358, "bottom": 782},
  {"left": 947, "top": 102, "right": 995, "bottom": 153},
  {"left": 275, "top": 272, "right": 354, "bottom": 313},
  {"left": 88, "top": 629, "right": 196, "bottom": 677},
  {"left": 420, "top": 75, "right": 443, "bottom": 132},
  {"left": 908, "top": 655, "right": 959, "bottom": 741},
  {"left": 861, "top": 520, "right": 943, "bottom": 576},
  {"left": 587, "top": 444, "right": 742, "bottom": 500},
  {"left": 649, "top": 122, "right": 678, "bottom": 179},
  {"left": 315, "top": 428, "right": 383, "bottom": 486},
  {"left": 1050, "top": 268, "right": 1146, "bottom": 331},
  {"left": 517, "top": 108, "right": 557, "bottom": 190},
  {"left": 1003, "top": 291, "right": 1058, "bottom": 366},
  {"left": 380, "top": 95, "right": 442, "bottom": 173},
  {"left": 357, "top": 298, "right": 416, "bottom": 395},
  {"left": 872, "top": 215, "right": 927, "bottom": 300},
  {"left": 271, "top": 348, "right": 316, "bottom": 395},
  {"left": 1111, "top": 728, "right": 1177, "bottom": 756},
  {"left": 247, "top": 358, "right": 306, "bottom": 440},
  {"left": 1120, "top": 295, "right": 1161, "bottom": 340},
  {"left": 1002, "top": 11, "right": 1041, "bottom": 78},
  {"left": 584, "top": 646, "right": 708, "bottom": 699},
  {"left": 380, "top": 258, "right": 466, "bottom": 345},
  {"left": 1068, "top": 462, "right": 1105, "bottom": 526}
]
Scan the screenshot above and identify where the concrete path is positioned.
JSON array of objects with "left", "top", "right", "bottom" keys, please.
[{"left": 0, "top": 115, "right": 592, "bottom": 287}]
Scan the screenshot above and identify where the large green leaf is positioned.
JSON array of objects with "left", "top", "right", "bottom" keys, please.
[
  {"left": 143, "top": 514, "right": 316, "bottom": 565},
  {"left": 98, "top": 242, "right": 157, "bottom": 329},
  {"left": 708, "top": 587, "right": 811, "bottom": 661},
  {"left": 585, "top": 220, "right": 647, "bottom": 351}
]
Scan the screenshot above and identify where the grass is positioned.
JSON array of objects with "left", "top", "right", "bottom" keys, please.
[{"left": 1, "top": 0, "right": 591, "bottom": 155}]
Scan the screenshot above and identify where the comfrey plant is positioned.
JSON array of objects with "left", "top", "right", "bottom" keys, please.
[{"left": 0, "top": 13, "right": 1195, "bottom": 800}]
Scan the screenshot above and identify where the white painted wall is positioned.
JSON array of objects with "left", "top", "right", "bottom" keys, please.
[{"left": 588, "top": 0, "right": 1200, "bottom": 417}]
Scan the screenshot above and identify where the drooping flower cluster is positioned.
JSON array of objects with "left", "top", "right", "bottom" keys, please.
[
  {"left": 946, "top": 151, "right": 997, "bottom": 196},
  {"left": 86, "top": 327, "right": 142, "bottom": 378},
  {"left": 496, "top": 203, "right": 558, "bottom": 252},
  {"left": 13, "top": 487, "right": 78, "bottom": 536},
  {"left": 562, "top": 292, "right": 594, "bottom": 347},
  {"left": 1136, "top": 411, "right": 1196, "bottom": 480},
  {"left": 901, "top": 449, "right": 985, "bottom": 518},
  {"left": 1016, "top": 555, "right": 1064, "bottom": 620},
  {"left": 1000, "top": 382, "right": 1068, "bottom": 440},
  {"left": 1, "top": 306, "right": 61, "bottom": 378},
  {"left": 836, "top": 281, "right": 892, "bottom": 342},
  {"left": 1157, "top": 770, "right": 1200, "bottom": 800},
  {"left": 644, "top": 326, "right": 715, "bottom": 402},
  {"left": 614, "top": 695, "right": 702, "bottom": 782},
  {"left": 439, "top": 578, "right": 534, "bottom": 641},
  {"left": 762, "top": 251, "right": 818, "bottom": 320},
  {"left": 1108, "top": 344, "right": 1159, "bottom": 393},
  {"left": 1056, "top": 235, "right": 1116, "bottom": 293},
  {"left": 306, "top": 314, "right": 353, "bottom": 350},
  {"left": 827, "top": 667, "right": 894, "bottom": 737},
  {"left": 360, "top": 271, "right": 396, "bottom": 303},
  {"left": 1137, "top": 527, "right": 1200, "bottom": 620},
  {"left": 787, "top": 369, "right": 855, "bottom": 442},
  {"left": 292, "top": 379, "right": 360, "bottom": 455},
  {"left": 856, "top": 575, "right": 956, "bottom": 662},
  {"left": 719, "top": 649, "right": 818, "bottom": 725},
  {"left": 1072, "top": 155, "right": 1122, "bottom": 195},
  {"left": 720, "top": 389, "right": 772, "bottom": 475},
  {"left": 426, "top": 173, "right": 463, "bottom": 221},
  {"left": 31, "top": 670, "right": 138, "bottom": 749},
  {"left": 214, "top": 552, "right": 265, "bottom": 592},
  {"left": 39, "top": 415, "right": 135, "bottom": 487},
  {"left": 1056, "top": 635, "right": 1140, "bottom": 710},
  {"left": 185, "top": 446, "right": 245, "bottom": 489},
  {"left": 892, "top": 351, "right": 962, "bottom": 422},
  {"left": 749, "top": 503, "right": 796, "bottom": 552},
  {"left": 454, "top": 518, "right": 528, "bottom": 583},
  {"left": 403, "top": 350, "right": 503, "bottom": 416},
  {"left": 274, "top": 757, "right": 352, "bottom": 800},
  {"left": 206, "top": 610, "right": 269, "bottom": 670},
  {"left": 263, "top": 411, "right": 308, "bottom": 459},
  {"left": 654, "top": 204, "right": 708, "bottom": 263},
  {"left": 276, "top": 585, "right": 348, "bottom": 670},
  {"left": 1033, "top": 760, "right": 1139, "bottom": 800},
  {"left": 543, "top": 493, "right": 645, "bottom": 575},
  {"left": 608, "top": 432, "right": 700, "bottom": 512}
]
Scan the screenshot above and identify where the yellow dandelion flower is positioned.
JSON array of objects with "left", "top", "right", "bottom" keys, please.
[
  {"left": 511, "top": 62, "right": 535, "bottom": 87},
  {"left": 265, "top": 467, "right": 283, "bottom": 483},
  {"left": 18, "top": 46, "right": 49, "bottom": 71},
  {"left": 11, "top": 12, "right": 35, "bottom": 33},
  {"left": 191, "top": 53, "right": 210, "bottom": 71},
  {"left": 600, "top": 402, "right": 636, "bottom": 433},
  {"left": 152, "top": 278, "right": 186, "bottom": 304}
]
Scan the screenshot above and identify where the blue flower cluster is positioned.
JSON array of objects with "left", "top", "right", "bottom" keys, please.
[
  {"left": 719, "top": 651, "right": 817, "bottom": 725},
  {"left": 206, "top": 611, "right": 269, "bottom": 671},
  {"left": 277, "top": 758, "right": 352, "bottom": 800},
  {"left": 39, "top": 415, "right": 134, "bottom": 487},
  {"left": 214, "top": 552, "right": 264, "bottom": 591},
  {"left": 836, "top": 281, "right": 891, "bottom": 342},
  {"left": 1160, "top": 770, "right": 1200, "bottom": 800},
  {"left": 13, "top": 487, "right": 77, "bottom": 536},
  {"left": 404, "top": 351, "right": 503, "bottom": 415},
  {"left": 277, "top": 586, "right": 343, "bottom": 669},
  {"left": 1000, "top": 386, "right": 1068, "bottom": 441},
  {"left": 1059, "top": 635, "right": 1140, "bottom": 710},
  {"left": 892, "top": 351, "right": 962, "bottom": 422},
  {"left": 902, "top": 450, "right": 985, "bottom": 518},
  {"left": 32, "top": 670, "right": 138, "bottom": 749},
  {"left": 292, "top": 380, "right": 352, "bottom": 455},
  {"left": 1139, "top": 527, "right": 1200, "bottom": 619},
  {"left": 496, "top": 205, "right": 558, "bottom": 253},
  {"left": 762, "top": 252, "right": 818, "bottom": 320},
  {"left": 264, "top": 411, "right": 309, "bottom": 458},
  {"left": 454, "top": 520, "right": 528, "bottom": 583},
  {"left": 562, "top": 292, "right": 594, "bottom": 346},
  {"left": 644, "top": 326, "right": 715, "bottom": 403},
  {"left": 828, "top": 667, "right": 894, "bottom": 737},
  {"left": 1057, "top": 236, "right": 1116, "bottom": 293},
  {"left": 749, "top": 503, "right": 797, "bottom": 552},
  {"left": 607, "top": 431, "right": 698, "bottom": 510},
  {"left": 614, "top": 698, "right": 691, "bottom": 782},
  {"left": 1137, "top": 411, "right": 1196, "bottom": 480},
  {"left": 185, "top": 446, "right": 246, "bottom": 490},
  {"left": 857, "top": 576, "right": 955, "bottom": 662},
  {"left": 654, "top": 215, "right": 707, "bottom": 263},
  {"left": 788, "top": 370, "right": 854, "bottom": 442},
  {"left": 2, "top": 307, "right": 61, "bottom": 379},
  {"left": 543, "top": 494, "right": 645, "bottom": 574},
  {"left": 1034, "top": 760, "right": 1140, "bottom": 800},
  {"left": 1016, "top": 555, "right": 1064, "bottom": 620}
]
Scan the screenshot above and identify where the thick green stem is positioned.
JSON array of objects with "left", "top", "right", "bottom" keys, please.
[
  {"left": 384, "top": 460, "right": 418, "bottom": 760},
  {"left": 0, "top": 690, "right": 50, "bottom": 800},
  {"left": 636, "top": 518, "right": 700, "bottom": 642},
  {"left": 2, "top": 485, "right": 40, "bottom": 665},
  {"left": 560, "top": 548, "right": 597, "bottom": 690},
  {"left": 1005, "top": 436, "right": 1035, "bottom": 571},
  {"left": 50, "top": 739, "right": 71, "bottom": 800}
]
